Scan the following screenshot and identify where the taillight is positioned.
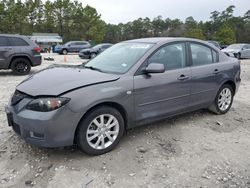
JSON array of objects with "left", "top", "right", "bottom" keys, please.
[{"left": 33, "top": 47, "right": 41, "bottom": 53}]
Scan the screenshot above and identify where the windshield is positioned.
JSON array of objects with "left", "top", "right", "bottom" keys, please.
[
  {"left": 64, "top": 41, "right": 72, "bottom": 46},
  {"left": 85, "top": 42, "right": 153, "bottom": 74},
  {"left": 92, "top": 44, "right": 103, "bottom": 50},
  {"left": 227, "top": 44, "right": 244, "bottom": 49}
]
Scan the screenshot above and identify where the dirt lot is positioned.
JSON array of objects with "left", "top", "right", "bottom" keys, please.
[{"left": 0, "top": 54, "right": 250, "bottom": 188}]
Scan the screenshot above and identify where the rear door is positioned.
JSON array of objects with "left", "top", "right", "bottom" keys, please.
[
  {"left": 7, "top": 37, "right": 30, "bottom": 55},
  {"left": 78, "top": 42, "right": 90, "bottom": 51},
  {"left": 0, "top": 36, "right": 13, "bottom": 69},
  {"left": 189, "top": 42, "right": 220, "bottom": 107},
  {"left": 133, "top": 42, "right": 192, "bottom": 123}
]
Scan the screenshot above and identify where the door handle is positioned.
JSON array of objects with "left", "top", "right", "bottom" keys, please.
[
  {"left": 178, "top": 74, "right": 189, "bottom": 81},
  {"left": 213, "top": 69, "right": 220, "bottom": 74}
]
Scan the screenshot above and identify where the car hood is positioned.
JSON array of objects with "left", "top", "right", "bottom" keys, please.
[
  {"left": 17, "top": 65, "right": 120, "bottom": 96},
  {"left": 222, "top": 48, "right": 240, "bottom": 53}
]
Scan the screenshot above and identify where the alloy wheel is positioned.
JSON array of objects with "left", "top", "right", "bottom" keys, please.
[
  {"left": 15, "top": 62, "right": 29, "bottom": 74},
  {"left": 86, "top": 114, "right": 119, "bottom": 150},
  {"left": 218, "top": 88, "right": 232, "bottom": 111}
]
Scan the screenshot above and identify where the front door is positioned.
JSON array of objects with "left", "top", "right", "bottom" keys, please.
[{"left": 133, "top": 42, "right": 191, "bottom": 123}]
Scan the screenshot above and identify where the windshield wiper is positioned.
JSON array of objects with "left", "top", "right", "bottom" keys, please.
[{"left": 84, "top": 65, "right": 104, "bottom": 72}]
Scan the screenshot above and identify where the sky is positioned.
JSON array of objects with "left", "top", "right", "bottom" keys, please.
[{"left": 80, "top": 0, "right": 250, "bottom": 24}]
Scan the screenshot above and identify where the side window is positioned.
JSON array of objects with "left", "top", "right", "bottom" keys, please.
[
  {"left": 148, "top": 43, "right": 186, "bottom": 70},
  {"left": 76, "top": 42, "right": 87, "bottom": 45},
  {"left": 0, "top": 36, "right": 9, "bottom": 46},
  {"left": 190, "top": 43, "right": 214, "bottom": 66},
  {"left": 104, "top": 45, "right": 111, "bottom": 49},
  {"left": 212, "top": 50, "right": 218, "bottom": 63},
  {"left": 8, "top": 37, "right": 29, "bottom": 46},
  {"left": 245, "top": 45, "right": 250, "bottom": 49}
]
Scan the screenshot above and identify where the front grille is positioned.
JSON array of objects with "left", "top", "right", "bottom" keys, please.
[{"left": 11, "top": 90, "right": 27, "bottom": 106}]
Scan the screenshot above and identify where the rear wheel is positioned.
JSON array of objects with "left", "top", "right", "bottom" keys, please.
[
  {"left": 11, "top": 58, "right": 31, "bottom": 75},
  {"left": 208, "top": 84, "right": 234, "bottom": 114},
  {"left": 62, "top": 49, "right": 68, "bottom": 55},
  {"left": 76, "top": 106, "right": 125, "bottom": 155}
]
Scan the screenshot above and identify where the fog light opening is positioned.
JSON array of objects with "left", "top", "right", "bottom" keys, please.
[{"left": 30, "top": 131, "right": 44, "bottom": 140}]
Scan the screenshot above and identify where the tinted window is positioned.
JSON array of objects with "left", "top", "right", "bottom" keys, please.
[
  {"left": 190, "top": 43, "right": 213, "bottom": 66},
  {"left": 148, "top": 43, "right": 186, "bottom": 70},
  {"left": 8, "top": 37, "right": 29, "bottom": 46},
  {"left": 76, "top": 42, "right": 88, "bottom": 45},
  {"left": 244, "top": 45, "right": 250, "bottom": 49},
  {"left": 103, "top": 45, "right": 111, "bottom": 49},
  {"left": 0, "top": 36, "right": 9, "bottom": 46}
]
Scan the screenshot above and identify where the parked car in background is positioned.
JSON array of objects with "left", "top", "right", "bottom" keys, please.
[
  {"left": 79, "top": 43, "right": 113, "bottom": 59},
  {"left": 6, "top": 38, "right": 241, "bottom": 155},
  {"left": 222, "top": 43, "right": 250, "bottom": 59},
  {"left": 30, "top": 33, "right": 63, "bottom": 53},
  {"left": 54, "top": 41, "right": 91, "bottom": 55},
  {"left": 220, "top": 44, "right": 228, "bottom": 49},
  {"left": 0, "top": 34, "right": 41, "bottom": 75},
  {"left": 207, "top": 40, "right": 221, "bottom": 49}
]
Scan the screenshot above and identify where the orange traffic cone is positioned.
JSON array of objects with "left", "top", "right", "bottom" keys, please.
[{"left": 64, "top": 55, "right": 67, "bottom": 63}]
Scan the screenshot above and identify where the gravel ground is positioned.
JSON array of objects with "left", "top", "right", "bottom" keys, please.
[{"left": 0, "top": 54, "right": 250, "bottom": 188}]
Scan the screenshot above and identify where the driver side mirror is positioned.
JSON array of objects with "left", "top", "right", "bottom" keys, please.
[{"left": 144, "top": 63, "right": 165, "bottom": 74}]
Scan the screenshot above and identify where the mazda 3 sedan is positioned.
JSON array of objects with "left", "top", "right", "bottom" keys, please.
[{"left": 6, "top": 38, "right": 241, "bottom": 155}]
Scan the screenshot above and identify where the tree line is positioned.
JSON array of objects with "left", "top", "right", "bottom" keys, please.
[{"left": 0, "top": 1, "right": 250, "bottom": 45}]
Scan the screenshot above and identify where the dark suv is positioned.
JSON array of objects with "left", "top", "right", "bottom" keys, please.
[{"left": 0, "top": 34, "right": 42, "bottom": 75}]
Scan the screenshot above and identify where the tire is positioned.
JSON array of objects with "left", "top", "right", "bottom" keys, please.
[
  {"left": 90, "top": 53, "right": 97, "bottom": 59},
  {"left": 76, "top": 106, "right": 125, "bottom": 155},
  {"left": 11, "top": 58, "right": 31, "bottom": 75},
  {"left": 235, "top": 53, "right": 241, "bottom": 59},
  {"left": 208, "top": 84, "right": 234, "bottom": 115},
  {"left": 62, "top": 49, "right": 68, "bottom": 55}
]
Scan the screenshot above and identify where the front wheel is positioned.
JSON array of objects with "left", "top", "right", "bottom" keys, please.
[
  {"left": 90, "top": 53, "right": 97, "bottom": 59},
  {"left": 76, "top": 106, "right": 125, "bottom": 155},
  {"left": 208, "top": 84, "right": 234, "bottom": 114},
  {"left": 235, "top": 53, "right": 241, "bottom": 59}
]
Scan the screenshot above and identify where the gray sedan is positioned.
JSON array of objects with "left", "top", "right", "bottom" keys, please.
[
  {"left": 222, "top": 43, "right": 250, "bottom": 59},
  {"left": 6, "top": 38, "right": 241, "bottom": 155}
]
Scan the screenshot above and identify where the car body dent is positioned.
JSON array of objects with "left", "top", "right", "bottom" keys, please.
[
  {"left": 16, "top": 66, "right": 120, "bottom": 96},
  {"left": 63, "top": 76, "right": 135, "bottom": 128}
]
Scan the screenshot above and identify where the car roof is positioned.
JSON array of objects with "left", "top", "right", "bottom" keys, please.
[
  {"left": 0, "top": 34, "right": 27, "bottom": 38},
  {"left": 68, "top": 41, "right": 88, "bottom": 43},
  {"left": 96, "top": 43, "right": 112, "bottom": 45},
  {"left": 229, "top": 43, "right": 248, "bottom": 45},
  {"left": 124, "top": 37, "right": 208, "bottom": 44}
]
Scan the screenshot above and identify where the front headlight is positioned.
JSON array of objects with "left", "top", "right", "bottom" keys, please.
[{"left": 26, "top": 97, "right": 70, "bottom": 112}]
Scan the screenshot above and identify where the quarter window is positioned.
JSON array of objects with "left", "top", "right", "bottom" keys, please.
[
  {"left": 148, "top": 43, "right": 186, "bottom": 70},
  {"left": 190, "top": 43, "right": 215, "bottom": 66},
  {"left": 0, "top": 36, "right": 9, "bottom": 46},
  {"left": 8, "top": 37, "right": 29, "bottom": 46}
]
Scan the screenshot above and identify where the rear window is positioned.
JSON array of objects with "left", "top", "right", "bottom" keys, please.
[
  {"left": 0, "top": 36, "right": 9, "bottom": 46},
  {"left": 8, "top": 37, "right": 29, "bottom": 46}
]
